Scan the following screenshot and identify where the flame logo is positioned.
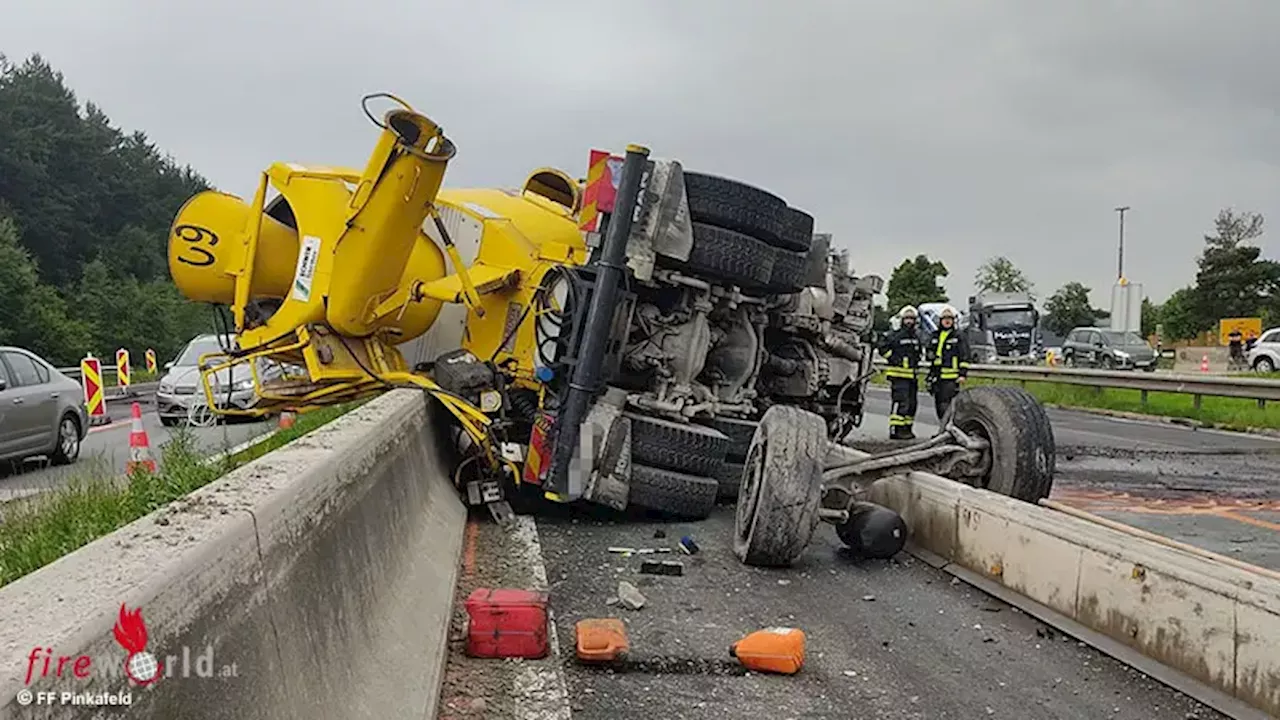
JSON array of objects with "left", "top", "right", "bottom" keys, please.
[
  {"left": 113, "top": 603, "right": 162, "bottom": 685},
  {"left": 113, "top": 604, "right": 148, "bottom": 653}
]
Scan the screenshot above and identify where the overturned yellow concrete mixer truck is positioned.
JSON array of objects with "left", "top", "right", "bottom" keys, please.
[{"left": 166, "top": 94, "right": 1056, "bottom": 567}]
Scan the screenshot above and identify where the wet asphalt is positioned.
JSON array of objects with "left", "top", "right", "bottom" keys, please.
[
  {"left": 861, "top": 385, "right": 1280, "bottom": 570},
  {"left": 535, "top": 507, "right": 1228, "bottom": 720}
]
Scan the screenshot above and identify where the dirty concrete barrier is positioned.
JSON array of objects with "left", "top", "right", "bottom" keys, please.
[
  {"left": 0, "top": 389, "right": 464, "bottom": 719},
  {"left": 870, "top": 472, "right": 1280, "bottom": 718}
]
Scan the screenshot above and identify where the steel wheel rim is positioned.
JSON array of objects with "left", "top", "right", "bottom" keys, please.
[
  {"left": 60, "top": 418, "right": 79, "bottom": 458},
  {"left": 955, "top": 416, "right": 995, "bottom": 490},
  {"left": 735, "top": 440, "right": 766, "bottom": 544}
]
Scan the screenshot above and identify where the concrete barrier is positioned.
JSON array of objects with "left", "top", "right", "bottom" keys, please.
[
  {"left": 870, "top": 472, "right": 1280, "bottom": 718},
  {"left": 0, "top": 389, "right": 464, "bottom": 719},
  {"left": 1174, "top": 345, "right": 1229, "bottom": 373}
]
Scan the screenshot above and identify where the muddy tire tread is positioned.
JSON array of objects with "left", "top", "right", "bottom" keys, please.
[
  {"left": 948, "top": 385, "right": 1055, "bottom": 503},
  {"left": 777, "top": 207, "right": 815, "bottom": 252},
  {"left": 713, "top": 461, "right": 746, "bottom": 501},
  {"left": 683, "top": 172, "right": 786, "bottom": 244},
  {"left": 626, "top": 412, "right": 729, "bottom": 476},
  {"left": 733, "top": 405, "right": 826, "bottom": 567},
  {"left": 628, "top": 464, "right": 719, "bottom": 519}
]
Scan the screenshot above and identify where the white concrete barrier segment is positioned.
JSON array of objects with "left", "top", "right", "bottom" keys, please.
[
  {"left": 0, "top": 389, "right": 464, "bottom": 719},
  {"left": 870, "top": 471, "right": 1280, "bottom": 718}
]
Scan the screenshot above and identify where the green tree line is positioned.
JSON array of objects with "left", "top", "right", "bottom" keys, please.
[
  {"left": 880, "top": 209, "right": 1280, "bottom": 342},
  {"left": 0, "top": 54, "right": 214, "bottom": 367}
]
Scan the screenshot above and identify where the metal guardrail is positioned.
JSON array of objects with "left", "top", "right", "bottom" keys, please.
[
  {"left": 54, "top": 366, "right": 158, "bottom": 401},
  {"left": 872, "top": 358, "right": 1280, "bottom": 408},
  {"left": 967, "top": 363, "right": 1280, "bottom": 408},
  {"left": 56, "top": 365, "right": 115, "bottom": 381}
]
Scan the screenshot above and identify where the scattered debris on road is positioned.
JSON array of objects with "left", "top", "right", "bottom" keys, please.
[
  {"left": 678, "top": 535, "right": 700, "bottom": 554},
  {"left": 463, "top": 587, "right": 550, "bottom": 659},
  {"left": 575, "top": 618, "right": 630, "bottom": 663},
  {"left": 730, "top": 627, "right": 807, "bottom": 674},
  {"left": 639, "top": 559, "right": 685, "bottom": 576},
  {"left": 618, "top": 580, "right": 646, "bottom": 610}
]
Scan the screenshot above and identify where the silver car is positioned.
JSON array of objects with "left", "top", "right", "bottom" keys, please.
[
  {"left": 155, "top": 334, "right": 283, "bottom": 426},
  {"left": 0, "top": 346, "right": 89, "bottom": 465}
]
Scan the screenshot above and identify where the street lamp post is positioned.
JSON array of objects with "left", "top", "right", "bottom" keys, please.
[{"left": 1114, "top": 206, "right": 1130, "bottom": 280}]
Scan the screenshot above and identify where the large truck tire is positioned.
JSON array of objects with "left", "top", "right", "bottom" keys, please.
[
  {"left": 705, "top": 416, "right": 758, "bottom": 460},
  {"left": 733, "top": 405, "right": 826, "bottom": 567},
  {"left": 683, "top": 172, "right": 786, "bottom": 244},
  {"left": 714, "top": 460, "right": 746, "bottom": 501},
  {"left": 628, "top": 464, "right": 718, "bottom": 520},
  {"left": 662, "top": 223, "right": 775, "bottom": 288},
  {"left": 625, "top": 411, "right": 729, "bottom": 477},
  {"left": 945, "top": 385, "right": 1055, "bottom": 503},
  {"left": 766, "top": 249, "right": 808, "bottom": 293},
  {"left": 777, "top": 207, "right": 814, "bottom": 253}
]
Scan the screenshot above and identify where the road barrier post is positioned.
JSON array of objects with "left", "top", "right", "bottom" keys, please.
[
  {"left": 145, "top": 348, "right": 157, "bottom": 374},
  {"left": 116, "top": 348, "right": 130, "bottom": 388},
  {"left": 81, "top": 354, "right": 107, "bottom": 426}
]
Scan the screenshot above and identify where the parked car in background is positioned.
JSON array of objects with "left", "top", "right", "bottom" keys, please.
[
  {"left": 1061, "top": 327, "right": 1157, "bottom": 371},
  {"left": 155, "top": 334, "right": 288, "bottom": 426},
  {"left": 1247, "top": 327, "right": 1280, "bottom": 373},
  {"left": 0, "top": 345, "right": 88, "bottom": 465}
]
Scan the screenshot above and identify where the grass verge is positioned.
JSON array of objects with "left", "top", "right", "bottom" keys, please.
[
  {"left": 0, "top": 402, "right": 358, "bottom": 589},
  {"left": 967, "top": 378, "right": 1277, "bottom": 432},
  {"left": 870, "top": 371, "right": 1277, "bottom": 432}
]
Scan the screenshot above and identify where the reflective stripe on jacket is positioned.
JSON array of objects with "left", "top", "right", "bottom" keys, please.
[
  {"left": 879, "top": 326, "right": 923, "bottom": 379},
  {"left": 929, "top": 328, "right": 971, "bottom": 380}
]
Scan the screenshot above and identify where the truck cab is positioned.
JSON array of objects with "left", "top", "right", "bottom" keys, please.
[{"left": 964, "top": 292, "right": 1041, "bottom": 365}]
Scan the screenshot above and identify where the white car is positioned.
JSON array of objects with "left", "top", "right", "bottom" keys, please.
[
  {"left": 1247, "top": 327, "right": 1280, "bottom": 373},
  {"left": 155, "top": 334, "right": 287, "bottom": 426}
]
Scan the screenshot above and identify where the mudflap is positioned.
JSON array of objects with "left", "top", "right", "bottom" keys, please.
[
  {"left": 580, "top": 403, "right": 632, "bottom": 511},
  {"left": 626, "top": 158, "right": 694, "bottom": 282}
]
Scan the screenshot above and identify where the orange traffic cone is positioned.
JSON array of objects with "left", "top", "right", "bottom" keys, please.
[
  {"left": 278, "top": 410, "right": 296, "bottom": 430},
  {"left": 125, "top": 402, "right": 156, "bottom": 476},
  {"left": 1200, "top": 355, "right": 1210, "bottom": 373}
]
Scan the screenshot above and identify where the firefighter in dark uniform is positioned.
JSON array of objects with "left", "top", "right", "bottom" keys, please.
[
  {"left": 927, "top": 305, "right": 971, "bottom": 422},
  {"left": 880, "top": 305, "right": 923, "bottom": 440}
]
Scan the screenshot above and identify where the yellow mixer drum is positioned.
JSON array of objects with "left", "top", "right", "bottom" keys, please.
[
  {"left": 168, "top": 185, "right": 449, "bottom": 344},
  {"left": 168, "top": 190, "right": 299, "bottom": 306}
]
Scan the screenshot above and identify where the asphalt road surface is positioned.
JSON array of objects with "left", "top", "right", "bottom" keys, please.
[
  {"left": 858, "top": 384, "right": 1280, "bottom": 570},
  {"left": 440, "top": 388, "right": 1272, "bottom": 718},
  {"left": 442, "top": 509, "right": 1227, "bottom": 720},
  {"left": 0, "top": 395, "right": 271, "bottom": 502}
]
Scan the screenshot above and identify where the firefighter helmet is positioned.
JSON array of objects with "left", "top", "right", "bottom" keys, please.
[
  {"left": 939, "top": 305, "right": 958, "bottom": 320},
  {"left": 897, "top": 305, "right": 919, "bottom": 320}
]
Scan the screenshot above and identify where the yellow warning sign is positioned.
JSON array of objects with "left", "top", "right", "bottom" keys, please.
[{"left": 1219, "top": 317, "right": 1262, "bottom": 346}]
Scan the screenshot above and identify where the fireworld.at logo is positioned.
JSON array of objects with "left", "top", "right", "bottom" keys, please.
[
  {"left": 113, "top": 604, "right": 161, "bottom": 685},
  {"left": 24, "top": 602, "right": 239, "bottom": 688}
]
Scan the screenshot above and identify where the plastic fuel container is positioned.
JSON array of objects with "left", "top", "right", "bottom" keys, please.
[{"left": 464, "top": 588, "right": 549, "bottom": 659}]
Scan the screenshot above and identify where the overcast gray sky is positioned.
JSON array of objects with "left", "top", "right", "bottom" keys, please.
[{"left": 3, "top": 0, "right": 1278, "bottom": 308}]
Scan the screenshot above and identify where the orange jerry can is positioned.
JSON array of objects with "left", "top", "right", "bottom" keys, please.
[
  {"left": 575, "top": 618, "right": 630, "bottom": 663},
  {"left": 730, "top": 627, "right": 806, "bottom": 674}
]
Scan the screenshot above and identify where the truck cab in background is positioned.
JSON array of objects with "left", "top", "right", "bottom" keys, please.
[{"left": 963, "top": 292, "right": 1042, "bottom": 365}]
